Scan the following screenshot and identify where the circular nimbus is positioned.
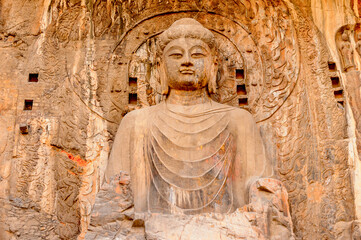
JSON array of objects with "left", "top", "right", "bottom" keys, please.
[{"left": 105, "top": 8, "right": 299, "bottom": 123}]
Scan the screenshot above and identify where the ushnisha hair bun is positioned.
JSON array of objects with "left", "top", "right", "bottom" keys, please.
[{"left": 158, "top": 18, "right": 216, "bottom": 52}]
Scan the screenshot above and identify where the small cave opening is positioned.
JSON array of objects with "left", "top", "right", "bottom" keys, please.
[
  {"left": 129, "top": 77, "right": 138, "bottom": 88},
  {"left": 238, "top": 98, "right": 248, "bottom": 107},
  {"left": 24, "top": 100, "right": 33, "bottom": 110},
  {"left": 28, "top": 73, "right": 39, "bottom": 82},
  {"left": 331, "top": 77, "right": 340, "bottom": 88},
  {"left": 334, "top": 89, "right": 343, "bottom": 99},
  {"left": 236, "top": 69, "right": 244, "bottom": 79},
  {"left": 129, "top": 93, "right": 137, "bottom": 105},
  {"left": 237, "top": 84, "right": 247, "bottom": 95},
  {"left": 328, "top": 62, "right": 336, "bottom": 71}
]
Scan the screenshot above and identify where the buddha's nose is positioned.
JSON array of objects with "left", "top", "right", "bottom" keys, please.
[
  {"left": 181, "top": 53, "right": 193, "bottom": 67},
  {"left": 181, "top": 61, "right": 193, "bottom": 67}
]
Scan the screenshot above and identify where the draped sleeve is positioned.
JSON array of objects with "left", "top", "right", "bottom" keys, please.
[
  {"left": 104, "top": 107, "right": 152, "bottom": 213},
  {"left": 230, "top": 108, "right": 273, "bottom": 207},
  {"left": 105, "top": 112, "right": 135, "bottom": 180}
]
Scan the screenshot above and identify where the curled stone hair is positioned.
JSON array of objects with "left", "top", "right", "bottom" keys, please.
[
  {"left": 157, "top": 18, "right": 218, "bottom": 95},
  {"left": 158, "top": 18, "right": 216, "bottom": 52}
]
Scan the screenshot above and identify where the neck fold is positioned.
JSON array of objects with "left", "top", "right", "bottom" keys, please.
[{"left": 165, "top": 88, "right": 211, "bottom": 105}]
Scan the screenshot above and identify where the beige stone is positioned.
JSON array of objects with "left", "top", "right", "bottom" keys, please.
[
  {"left": 106, "top": 18, "right": 273, "bottom": 215},
  {"left": 1, "top": 1, "right": 361, "bottom": 239},
  {"left": 145, "top": 212, "right": 259, "bottom": 240}
]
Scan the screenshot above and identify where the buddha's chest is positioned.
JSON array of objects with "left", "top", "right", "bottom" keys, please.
[{"left": 144, "top": 107, "right": 237, "bottom": 214}]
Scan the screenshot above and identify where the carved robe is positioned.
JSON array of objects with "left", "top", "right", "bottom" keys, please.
[
  {"left": 105, "top": 101, "right": 271, "bottom": 214},
  {"left": 340, "top": 39, "right": 355, "bottom": 71}
]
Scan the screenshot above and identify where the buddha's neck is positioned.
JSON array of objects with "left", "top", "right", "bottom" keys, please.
[{"left": 166, "top": 88, "right": 211, "bottom": 106}]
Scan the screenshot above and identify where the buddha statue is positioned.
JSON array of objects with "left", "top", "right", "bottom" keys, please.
[
  {"left": 356, "top": 32, "right": 361, "bottom": 58},
  {"left": 105, "top": 18, "right": 273, "bottom": 216},
  {"left": 339, "top": 31, "right": 355, "bottom": 72}
]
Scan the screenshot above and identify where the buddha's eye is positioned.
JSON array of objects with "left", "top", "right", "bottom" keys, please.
[
  {"left": 191, "top": 52, "right": 206, "bottom": 58},
  {"left": 169, "top": 53, "right": 183, "bottom": 59}
]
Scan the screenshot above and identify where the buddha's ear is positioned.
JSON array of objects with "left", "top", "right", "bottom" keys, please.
[
  {"left": 208, "top": 58, "right": 218, "bottom": 94},
  {"left": 156, "top": 57, "right": 169, "bottom": 95}
]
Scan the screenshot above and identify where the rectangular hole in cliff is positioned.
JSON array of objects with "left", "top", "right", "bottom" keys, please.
[
  {"left": 238, "top": 98, "right": 248, "bottom": 107},
  {"left": 337, "top": 100, "right": 344, "bottom": 107},
  {"left": 129, "top": 93, "right": 137, "bottom": 105},
  {"left": 328, "top": 62, "right": 336, "bottom": 71},
  {"left": 19, "top": 124, "right": 29, "bottom": 134},
  {"left": 236, "top": 69, "right": 244, "bottom": 79},
  {"left": 237, "top": 84, "right": 247, "bottom": 95},
  {"left": 331, "top": 77, "right": 340, "bottom": 88},
  {"left": 129, "top": 77, "right": 137, "bottom": 88},
  {"left": 334, "top": 89, "right": 343, "bottom": 99},
  {"left": 24, "top": 100, "right": 33, "bottom": 110},
  {"left": 28, "top": 73, "right": 39, "bottom": 82}
]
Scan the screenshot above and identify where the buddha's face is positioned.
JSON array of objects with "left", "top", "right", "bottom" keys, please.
[
  {"left": 162, "top": 37, "right": 215, "bottom": 91},
  {"left": 342, "top": 33, "right": 349, "bottom": 41}
]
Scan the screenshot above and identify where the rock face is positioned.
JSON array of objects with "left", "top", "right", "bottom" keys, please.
[
  {"left": 1, "top": 0, "right": 361, "bottom": 239},
  {"left": 145, "top": 212, "right": 260, "bottom": 240},
  {"left": 84, "top": 172, "right": 139, "bottom": 240}
]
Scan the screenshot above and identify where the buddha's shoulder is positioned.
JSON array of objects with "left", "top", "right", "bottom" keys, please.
[
  {"left": 121, "top": 105, "right": 160, "bottom": 124},
  {"left": 229, "top": 107, "right": 255, "bottom": 122}
]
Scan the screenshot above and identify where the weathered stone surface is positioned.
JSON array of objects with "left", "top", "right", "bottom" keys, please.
[
  {"left": 145, "top": 178, "right": 295, "bottom": 240},
  {"left": 86, "top": 175, "right": 294, "bottom": 240},
  {"left": 145, "top": 212, "right": 259, "bottom": 240},
  {"left": 84, "top": 172, "right": 135, "bottom": 240},
  {"left": 1, "top": 0, "right": 361, "bottom": 239}
]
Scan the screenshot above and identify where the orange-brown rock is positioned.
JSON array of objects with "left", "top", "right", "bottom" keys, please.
[
  {"left": 97, "top": 18, "right": 293, "bottom": 239},
  {"left": 1, "top": 0, "right": 361, "bottom": 239}
]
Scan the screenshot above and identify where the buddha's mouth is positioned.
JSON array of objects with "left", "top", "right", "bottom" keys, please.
[{"left": 180, "top": 69, "right": 195, "bottom": 74}]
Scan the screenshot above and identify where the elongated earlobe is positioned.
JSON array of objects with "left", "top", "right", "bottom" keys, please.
[
  {"left": 157, "top": 60, "right": 169, "bottom": 95},
  {"left": 208, "top": 61, "right": 218, "bottom": 94}
]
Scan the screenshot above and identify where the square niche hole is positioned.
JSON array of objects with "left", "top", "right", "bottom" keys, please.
[
  {"left": 129, "top": 77, "right": 137, "bottom": 88},
  {"left": 129, "top": 93, "right": 137, "bottom": 105},
  {"left": 237, "top": 84, "right": 247, "bottom": 95},
  {"left": 236, "top": 69, "right": 244, "bottom": 79},
  {"left": 328, "top": 62, "right": 336, "bottom": 71},
  {"left": 331, "top": 77, "right": 340, "bottom": 88},
  {"left": 334, "top": 89, "right": 343, "bottom": 99},
  {"left": 238, "top": 98, "right": 248, "bottom": 107},
  {"left": 337, "top": 100, "right": 344, "bottom": 107},
  {"left": 19, "top": 124, "right": 29, "bottom": 134},
  {"left": 28, "top": 73, "right": 39, "bottom": 82},
  {"left": 24, "top": 100, "right": 33, "bottom": 110}
]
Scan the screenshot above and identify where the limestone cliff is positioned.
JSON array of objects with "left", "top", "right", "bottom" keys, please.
[{"left": 0, "top": 0, "right": 361, "bottom": 239}]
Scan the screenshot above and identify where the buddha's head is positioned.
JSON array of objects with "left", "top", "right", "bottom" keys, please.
[
  {"left": 157, "top": 18, "right": 218, "bottom": 95},
  {"left": 341, "top": 32, "right": 349, "bottom": 41}
]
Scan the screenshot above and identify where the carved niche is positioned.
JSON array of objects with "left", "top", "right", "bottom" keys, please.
[
  {"left": 355, "top": 24, "right": 361, "bottom": 58},
  {"left": 336, "top": 27, "right": 356, "bottom": 72}
]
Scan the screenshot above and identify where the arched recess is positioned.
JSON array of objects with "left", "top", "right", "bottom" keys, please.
[{"left": 335, "top": 24, "right": 358, "bottom": 72}]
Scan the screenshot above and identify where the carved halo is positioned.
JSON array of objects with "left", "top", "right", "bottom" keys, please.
[{"left": 106, "top": 3, "right": 300, "bottom": 123}]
